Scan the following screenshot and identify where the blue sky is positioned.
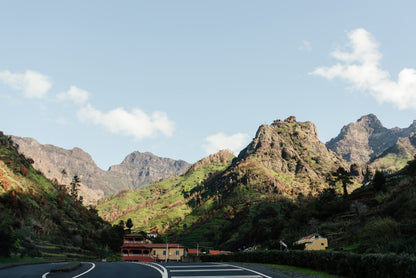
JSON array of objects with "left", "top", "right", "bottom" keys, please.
[{"left": 1, "top": 1, "right": 415, "bottom": 170}]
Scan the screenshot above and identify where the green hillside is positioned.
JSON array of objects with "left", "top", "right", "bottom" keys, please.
[
  {"left": 0, "top": 132, "right": 117, "bottom": 260},
  {"left": 97, "top": 118, "right": 357, "bottom": 250},
  {"left": 97, "top": 150, "right": 235, "bottom": 235}
]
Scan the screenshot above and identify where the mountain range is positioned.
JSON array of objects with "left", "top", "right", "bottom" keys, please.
[
  {"left": 10, "top": 136, "right": 190, "bottom": 204},
  {"left": 96, "top": 115, "right": 416, "bottom": 252},
  {"left": 2, "top": 113, "right": 416, "bottom": 257},
  {"left": 326, "top": 114, "right": 416, "bottom": 171},
  {"left": 9, "top": 114, "right": 416, "bottom": 204}
]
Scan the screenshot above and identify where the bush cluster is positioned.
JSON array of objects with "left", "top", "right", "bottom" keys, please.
[{"left": 201, "top": 250, "right": 416, "bottom": 278}]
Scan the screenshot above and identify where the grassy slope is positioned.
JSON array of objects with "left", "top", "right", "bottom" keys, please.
[
  {"left": 97, "top": 159, "right": 232, "bottom": 235},
  {"left": 0, "top": 133, "right": 109, "bottom": 259}
]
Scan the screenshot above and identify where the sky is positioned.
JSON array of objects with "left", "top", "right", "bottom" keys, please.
[{"left": 1, "top": 1, "right": 416, "bottom": 170}]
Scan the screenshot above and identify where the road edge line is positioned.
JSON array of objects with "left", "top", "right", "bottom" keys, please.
[
  {"left": 72, "top": 262, "right": 95, "bottom": 278},
  {"left": 134, "top": 262, "right": 168, "bottom": 278}
]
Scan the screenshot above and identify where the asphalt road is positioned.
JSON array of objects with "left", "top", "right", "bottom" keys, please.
[{"left": 0, "top": 262, "right": 288, "bottom": 278}]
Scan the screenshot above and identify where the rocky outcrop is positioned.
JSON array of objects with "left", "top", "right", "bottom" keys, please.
[
  {"left": 326, "top": 114, "right": 416, "bottom": 166},
  {"left": 10, "top": 136, "right": 190, "bottom": 204},
  {"left": 369, "top": 135, "right": 416, "bottom": 172},
  {"left": 107, "top": 151, "right": 190, "bottom": 189},
  {"left": 237, "top": 116, "right": 346, "bottom": 179},
  {"left": 214, "top": 116, "right": 347, "bottom": 197}
]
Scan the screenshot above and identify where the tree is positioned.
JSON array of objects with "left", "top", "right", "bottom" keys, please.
[
  {"left": 70, "top": 175, "right": 81, "bottom": 200},
  {"left": 332, "top": 167, "right": 353, "bottom": 197},
  {"left": 61, "top": 169, "right": 67, "bottom": 184},
  {"left": 373, "top": 170, "right": 386, "bottom": 191},
  {"left": 126, "top": 218, "right": 133, "bottom": 234}
]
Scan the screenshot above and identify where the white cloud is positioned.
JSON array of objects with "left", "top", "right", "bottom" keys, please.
[
  {"left": 57, "top": 86, "right": 90, "bottom": 105},
  {"left": 0, "top": 70, "right": 52, "bottom": 98},
  {"left": 299, "top": 40, "right": 312, "bottom": 52},
  {"left": 77, "top": 104, "right": 174, "bottom": 140},
  {"left": 311, "top": 28, "right": 416, "bottom": 110},
  {"left": 204, "top": 132, "right": 250, "bottom": 155}
]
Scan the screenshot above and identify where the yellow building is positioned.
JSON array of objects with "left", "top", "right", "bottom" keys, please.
[
  {"left": 121, "top": 234, "right": 187, "bottom": 262},
  {"left": 149, "top": 243, "right": 187, "bottom": 262},
  {"left": 295, "top": 233, "right": 328, "bottom": 251}
]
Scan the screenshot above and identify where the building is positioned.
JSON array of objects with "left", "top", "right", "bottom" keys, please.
[
  {"left": 209, "top": 250, "right": 232, "bottom": 255},
  {"left": 187, "top": 249, "right": 203, "bottom": 256},
  {"left": 121, "top": 233, "right": 187, "bottom": 262},
  {"left": 294, "top": 233, "right": 328, "bottom": 251}
]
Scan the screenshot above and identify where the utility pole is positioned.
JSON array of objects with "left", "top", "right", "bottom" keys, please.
[{"left": 165, "top": 233, "right": 168, "bottom": 263}]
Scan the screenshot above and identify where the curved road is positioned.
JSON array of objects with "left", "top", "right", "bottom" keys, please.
[{"left": 0, "top": 262, "right": 284, "bottom": 278}]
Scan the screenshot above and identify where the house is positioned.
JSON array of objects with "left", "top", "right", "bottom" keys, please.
[
  {"left": 187, "top": 249, "right": 203, "bottom": 256},
  {"left": 120, "top": 233, "right": 187, "bottom": 262},
  {"left": 294, "top": 233, "right": 328, "bottom": 251},
  {"left": 209, "top": 250, "right": 232, "bottom": 255}
]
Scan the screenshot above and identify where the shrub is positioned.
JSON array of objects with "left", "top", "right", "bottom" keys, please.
[{"left": 20, "top": 166, "right": 28, "bottom": 176}]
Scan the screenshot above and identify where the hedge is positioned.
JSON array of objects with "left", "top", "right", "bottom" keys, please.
[{"left": 201, "top": 250, "right": 416, "bottom": 277}]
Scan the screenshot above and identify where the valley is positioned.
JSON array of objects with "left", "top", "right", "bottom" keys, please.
[{"left": 1, "top": 114, "right": 416, "bottom": 265}]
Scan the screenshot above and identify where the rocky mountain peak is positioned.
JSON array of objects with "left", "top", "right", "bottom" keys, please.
[
  {"left": 357, "top": 114, "right": 382, "bottom": 128},
  {"left": 327, "top": 115, "right": 416, "bottom": 166},
  {"left": 10, "top": 136, "right": 190, "bottom": 203},
  {"left": 237, "top": 117, "right": 344, "bottom": 181}
]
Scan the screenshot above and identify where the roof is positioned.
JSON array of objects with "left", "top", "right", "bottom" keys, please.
[
  {"left": 187, "top": 249, "right": 203, "bottom": 255},
  {"left": 295, "top": 233, "right": 327, "bottom": 244},
  {"left": 122, "top": 243, "right": 186, "bottom": 249},
  {"left": 210, "top": 250, "right": 232, "bottom": 255},
  {"left": 124, "top": 233, "right": 146, "bottom": 238}
]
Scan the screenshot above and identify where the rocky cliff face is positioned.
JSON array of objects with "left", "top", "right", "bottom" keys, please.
[
  {"left": 326, "top": 114, "right": 416, "bottom": 166},
  {"left": 212, "top": 116, "right": 347, "bottom": 197},
  {"left": 10, "top": 136, "right": 190, "bottom": 204},
  {"left": 238, "top": 116, "right": 346, "bottom": 179},
  {"left": 107, "top": 151, "right": 190, "bottom": 189}
]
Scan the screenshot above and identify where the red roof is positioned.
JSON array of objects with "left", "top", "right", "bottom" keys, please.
[
  {"left": 298, "top": 233, "right": 319, "bottom": 241},
  {"left": 210, "top": 250, "right": 232, "bottom": 255},
  {"left": 122, "top": 243, "right": 186, "bottom": 249},
  {"left": 187, "top": 249, "right": 203, "bottom": 255}
]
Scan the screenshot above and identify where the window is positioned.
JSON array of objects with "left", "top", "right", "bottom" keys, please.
[
  {"left": 163, "top": 251, "right": 166, "bottom": 255},
  {"left": 153, "top": 251, "right": 156, "bottom": 255},
  {"left": 176, "top": 251, "right": 179, "bottom": 255}
]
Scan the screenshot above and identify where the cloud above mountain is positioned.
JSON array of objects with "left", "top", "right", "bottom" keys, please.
[
  {"left": 311, "top": 28, "right": 416, "bottom": 110},
  {"left": 78, "top": 104, "right": 174, "bottom": 140},
  {"left": 0, "top": 70, "right": 52, "bottom": 98},
  {"left": 57, "top": 86, "right": 90, "bottom": 105},
  {"left": 0, "top": 69, "right": 175, "bottom": 141},
  {"left": 204, "top": 132, "right": 250, "bottom": 155}
]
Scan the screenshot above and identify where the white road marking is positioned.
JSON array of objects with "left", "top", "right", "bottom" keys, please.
[
  {"left": 41, "top": 271, "right": 49, "bottom": 278},
  {"left": 170, "top": 268, "right": 243, "bottom": 272},
  {"left": 222, "top": 264, "right": 272, "bottom": 278},
  {"left": 166, "top": 265, "right": 230, "bottom": 268},
  {"left": 134, "top": 262, "right": 168, "bottom": 278},
  {"left": 72, "top": 262, "right": 95, "bottom": 278},
  {"left": 171, "top": 276, "right": 262, "bottom": 278}
]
